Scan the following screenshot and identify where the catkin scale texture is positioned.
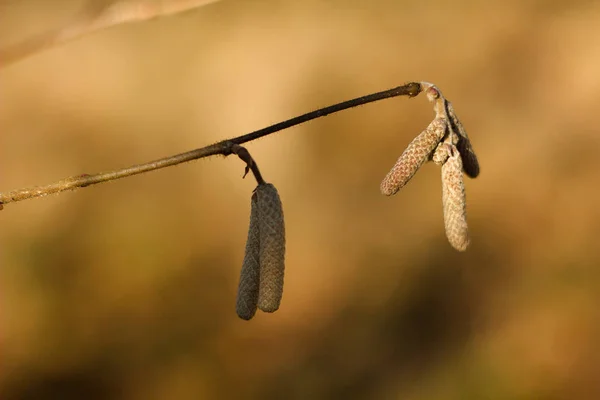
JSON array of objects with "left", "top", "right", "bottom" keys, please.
[
  {"left": 235, "top": 193, "right": 261, "bottom": 320},
  {"left": 255, "top": 183, "right": 286, "bottom": 313},
  {"left": 432, "top": 142, "right": 450, "bottom": 166},
  {"left": 380, "top": 117, "right": 447, "bottom": 196},
  {"left": 441, "top": 145, "right": 470, "bottom": 251}
]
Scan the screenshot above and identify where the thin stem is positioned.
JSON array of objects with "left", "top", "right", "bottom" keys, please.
[
  {"left": 230, "top": 82, "right": 422, "bottom": 144},
  {"left": 0, "top": 0, "right": 222, "bottom": 69},
  {"left": 0, "top": 82, "right": 422, "bottom": 207},
  {"left": 230, "top": 144, "right": 265, "bottom": 185}
]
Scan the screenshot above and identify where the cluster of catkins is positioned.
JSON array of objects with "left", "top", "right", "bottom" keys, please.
[
  {"left": 236, "top": 82, "right": 479, "bottom": 319},
  {"left": 380, "top": 82, "right": 480, "bottom": 251}
]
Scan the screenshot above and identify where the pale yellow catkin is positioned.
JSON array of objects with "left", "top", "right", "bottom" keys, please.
[
  {"left": 235, "top": 192, "right": 261, "bottom": 320},
  {"left": 441, "top": 145, "right": 470, "bottom": 251},
  {"left": 255, "top": 183, "right": 286, "bottom": 313},
  {"left": 380, "top": 117, "right": 447, "bottom": 196}
]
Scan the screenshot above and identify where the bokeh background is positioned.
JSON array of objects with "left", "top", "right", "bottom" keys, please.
[{"left": 1, "top": 0, "right": 600, "bottom": 398}]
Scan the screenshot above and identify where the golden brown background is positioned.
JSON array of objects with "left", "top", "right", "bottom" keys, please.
[{"left": 1, "top": 0, "right": 600, "bottom": 398}]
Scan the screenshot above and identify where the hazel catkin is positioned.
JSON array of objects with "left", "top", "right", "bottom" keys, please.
[
  {"left": 446, "top": 101, "right": 480, "bottom": 178},
  {"left": 380, "top": 117, "right": 447, "bottom": 196},
  {"left": 235, "top": 192, "right": 261, "bottom": 320},
  {"left": 441, "top": 144, "right": 470, "bottom": 251},
  {"left": 255, "top": 183, "right": 286, "bottom": 313}
]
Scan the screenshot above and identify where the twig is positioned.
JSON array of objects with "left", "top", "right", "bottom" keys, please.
[
  {"left": 0, "top": 0, "right": 221, "bottom": 69},
  {"left": 0, "top": 82, "right": 422, "bottom": 207}
]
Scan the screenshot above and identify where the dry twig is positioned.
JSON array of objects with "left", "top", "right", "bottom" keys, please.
[
  {"left": 0, "top": 0, "right": 220, "bottom": 68},
  {"left": 0, "top": 82, "right": 422, "bottom": 207}
]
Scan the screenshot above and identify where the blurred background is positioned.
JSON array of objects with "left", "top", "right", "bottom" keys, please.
[{"left": 1, "top": 0, "right": 600, "bottom": 398}]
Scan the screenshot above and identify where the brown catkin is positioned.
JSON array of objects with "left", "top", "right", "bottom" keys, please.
[
  {"left": 380, "top": 117, "right": 447, "bottom": 196},
  {"left": 255, "top": 183, "right": 286, "bottom": 313},
  {"left": 235, "top": 192, "right": 261, "bottom": 320},
  {"left": 446, "top": 101, "right": 480, "bottom": 178},
  {"left": 441, "top": 145, "right": 470, "bottom": 251}
]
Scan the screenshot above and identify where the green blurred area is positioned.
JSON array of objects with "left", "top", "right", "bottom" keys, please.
[{"left": 1, "top": 0, "right": 600, "bottom": 398}]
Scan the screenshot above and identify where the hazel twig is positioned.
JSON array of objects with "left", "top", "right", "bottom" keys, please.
[{"left": 0, "top": 82, "right": 422, "bottom": 208}]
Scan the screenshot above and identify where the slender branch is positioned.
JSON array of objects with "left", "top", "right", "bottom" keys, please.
[
  {"left": 0, "top": 0, "right": 221, "bottom": 69},
  {"left": 229, "top": 82, "right": 422, "bottom": 144},
  {"left": 0, "top": 82, "right": 422, "bottom": 207}
]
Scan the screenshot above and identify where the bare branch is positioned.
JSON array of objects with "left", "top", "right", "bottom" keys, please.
[
  {"left": 0, "top": 0, "right": 221, "bottom": 68},
  {"left": 0, "top": 82, "right": 422, "bottom": 207}
]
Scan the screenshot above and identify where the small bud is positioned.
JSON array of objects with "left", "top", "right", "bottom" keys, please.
[
  {"left": 441, "top": 145, "right": 470, "bottom": 251},
  {"left": 380, "top": 117, "right": 447, "bottom": 196},
  {"left": 422, "top": 82, "right": 448, "bottom": 119},
  {"left": 425, "top": 86, "right": 440, "bottom": 101},
  {"left": 255, "top": 183, "right": 286, "bottom": 313},
  {"left": 236, "top": 192, "right": 261, "bottom": 320}
]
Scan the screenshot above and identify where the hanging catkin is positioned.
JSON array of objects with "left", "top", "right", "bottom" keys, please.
[
  {"left": 441, "top": 144, "right": 470, "bottom": 251},
  {"left": 380, "top": 117, "right": 447, "bottom": 196},
  {"left": 446, "top": 101, "right": 480, "bottom": 178},
  {"left": 255, "top": 183, "right": 286, "bottom": 313},
  {"left": 235, "top": 191, "right": 261, "bottom": 320}
]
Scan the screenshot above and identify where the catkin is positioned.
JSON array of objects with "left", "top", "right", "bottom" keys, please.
[
  {"left": 456, "top": 137, "right": 480, "bottom": 178},
  {"left": 446, "top": 101, "right": 480, "bottom": 178},
  {"left": 236, "top": 192, "right": 261, "bottom": 320},
  {"left": 432, "top": 142, "right": 450, "bottom": 166},
  {"left": 255, "top": 183, "right": 286, "bottom": 313},
  {"left": 441, "top": 145, "right": 470, "bottom": 251},
  {"left": 380, "top": 117, "right": 447, "bottom": 196}
]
